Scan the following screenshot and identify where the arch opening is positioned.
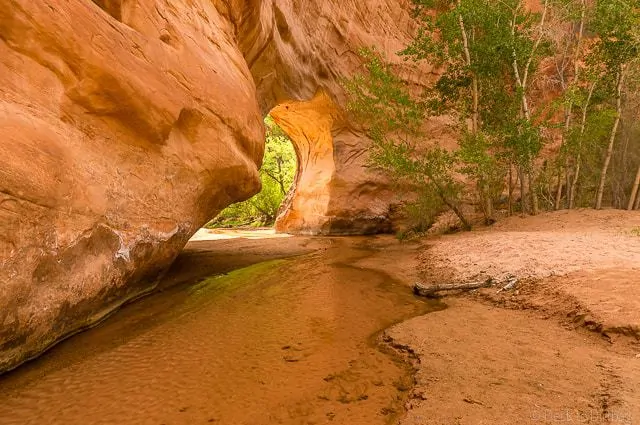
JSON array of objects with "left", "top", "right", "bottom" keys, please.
[
  {"left": 203, "top": 91, "right": 396, "bottom": 237},
  {"left": 204, "top": 115, "right": 298, "bottom": 231}
]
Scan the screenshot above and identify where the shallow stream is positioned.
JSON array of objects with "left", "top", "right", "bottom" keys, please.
[{"left": 0, "top": 237, "right": 441, "bottom": 425}]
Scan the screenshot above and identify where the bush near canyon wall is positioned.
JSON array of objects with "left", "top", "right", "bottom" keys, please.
[
  {"left": 207, "top": 117, "right": 296, "bottom": 228},
  {"left": 345, "top": 0, "right": 640, "bottom": 233}
]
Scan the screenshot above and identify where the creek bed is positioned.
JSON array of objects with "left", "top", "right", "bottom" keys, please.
[{"left": 0, "top": 237, "right": 441, "bottom": 425}]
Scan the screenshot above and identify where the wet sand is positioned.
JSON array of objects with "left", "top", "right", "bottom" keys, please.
[
  {"left": 0, "top": 236, "right": 440, "bottom": 425},
  {"left": 2, "top": 214, "right": 639, "bottom": 425}
]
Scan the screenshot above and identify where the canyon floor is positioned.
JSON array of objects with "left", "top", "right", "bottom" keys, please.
[{"left": 0, "top": 210, "right": 639, "bottom": 425}]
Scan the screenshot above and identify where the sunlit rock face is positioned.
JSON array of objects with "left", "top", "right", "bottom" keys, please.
[
  {"left": 0, "top": 0, "right": 426, "bottom": 372},
  {"left": 0, "top": 0, "right": 264, "bottom": 372},
  {"left": 270, "top": 92, "right": 395, "bottom": 235},
  {"left": 238, "top": 0, "right": 430, "bottom": 234}
]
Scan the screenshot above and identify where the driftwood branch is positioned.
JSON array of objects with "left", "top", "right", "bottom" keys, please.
[
  {"left": 496, "top": 276, "right": 518, "bottom": 293},
  {"left": 414, "top": 275, "right": 519, "bottom": 298},
  {"left": 413, "top": 279, "right": 493, "bottom": 298}
]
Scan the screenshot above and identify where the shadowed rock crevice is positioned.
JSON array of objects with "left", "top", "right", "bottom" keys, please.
[{"left": 90, "top": 0, "right": 127, "bottom": 22}]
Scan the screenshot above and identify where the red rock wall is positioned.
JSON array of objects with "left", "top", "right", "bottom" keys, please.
[
  {"left": 0, "top": 0, "right": 265, "bottom": 372},
  {"left": 0, "top": 0, "right": 427, "bottom": 371}
]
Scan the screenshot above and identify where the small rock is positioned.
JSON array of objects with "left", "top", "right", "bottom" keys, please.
[{"left": 635, "top": 354, "right": 640, "bottom": 359}]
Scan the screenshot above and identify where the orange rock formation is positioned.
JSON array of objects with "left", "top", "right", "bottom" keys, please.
[{"left": 0, "top": 0, "right": 422, "bottom": 371}]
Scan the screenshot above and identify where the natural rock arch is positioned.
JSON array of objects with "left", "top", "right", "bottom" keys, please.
[
  {"left": 0, "top": 0, "right": 424, "bottom": 372},
  {"left": 270, "top": 92, "right": 394, "bottom": 235}
]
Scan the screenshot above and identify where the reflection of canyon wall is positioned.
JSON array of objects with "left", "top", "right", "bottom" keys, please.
[{"left": 0, "top": 0, "right": 428, "bottom": 372}]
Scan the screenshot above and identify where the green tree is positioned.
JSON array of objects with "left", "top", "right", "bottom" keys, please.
[
  {"left": 344, "top": 48, "right": 472, "bottom": 230},
  {"left": 262, "top": 116, "right": 297, "bottom": 197},
  {"left": 591, "top": 0, "right": 640, "bottom": 209},
  {"left": 551, "top": 0, "right": 589, "bottom": 209},
  {"left": 402, "top": 0, "right": 556, "bottom": 217},
  {"left": 208, "top": 117, "right": 297, "bottom": 227}
]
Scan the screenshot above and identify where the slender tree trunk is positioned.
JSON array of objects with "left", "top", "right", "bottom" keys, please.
[
  {"left": 429, "top": 169, "right": 472, "bottom": 231},
  {"left": 521, "top": 0, "right": 549, "bottom": 96},
  {"left": 556, "top": 1, "right": 585, "bottom": 211},
  {"left": 595, "top": 67, "right": 625, "bottom": 210},
  {"left": 511, "top": 0, "right": 548, "bottom": 122},
  {"left": 635, "top": 186, "right": 640, "bottom": 210},
  {"left": 628, "top": 165, "right": 640, "bottom": 211},
  {"left": 277, "top": 159, "right": 286, "bottom": 195},
  {"left": 509, "top": 1, "right": 548, "bottom": 217},
  {"left": 565, "top": 162, "right": 572, "bottom": 209},
  {"left": 569, "top": 81, "right": 596, "bottom": 209},
  {"left": 438, "top": 191, "right": 472, "bottom": 231},
  {"left": 486, "top": 196, "right": 494, "bottom": 223},
  {"left": 554, "top": 172, "right": 563, "bottom": 210},
  {"left": 519, "top": 167, "right": 527, "bottom": 216},
  {"left": 457, "top": 5, "right": 489, "bottom": 224},
  {"left": 457, "top": 0, "right": 478, "bottom": 135},
  {"left": 569, "top": 161, "right": 581, "bottom": 209},
  {"left": 481, "top": 181, "right": 494, "bottom": 224},
  {"left": 508, "top": 164, "right": 514, "bottom": 216},
  {"left": 529, "top": 172, "right": 539, "bottom": 215}
]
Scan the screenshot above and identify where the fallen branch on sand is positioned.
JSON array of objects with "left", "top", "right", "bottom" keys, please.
[
  {"left": 496, "top": 275, "right": 518, "bottom": 294},
  {"left": 413, "top": 280, "right": 493, "bottom": 297},
  {"left": 414, "top": 275, "right": 518, "bottom": 298}
]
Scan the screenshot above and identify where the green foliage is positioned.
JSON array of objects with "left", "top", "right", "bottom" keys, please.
[
  {"left": 261, "top": 116, "right": 297, "bottom": 197},
  {"left": 343, "top": 48, "right": 424, "bottom": 136},
  {"left": 404, "top": 0, "right": 557, "bottom": 216},
  {"left": 457, "top": 132, "right": 506, "bottom": 213},
  {"left": 208, "top": 117, "right": 296, "bottom": 228},
  {"left": 590, "top": 0, "right": 640, "bottom": 70},
  {"left": 344, "top": 48, "right": 471, "bottom": 231},
  {"left": 345, "top": 0, "right": 640, "bottom": 225}
]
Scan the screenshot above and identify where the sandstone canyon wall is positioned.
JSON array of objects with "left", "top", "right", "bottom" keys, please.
[
  {"left": 237, "top": 0, "right": 428, "bottom": 234},
  {"left": 0, "top": 0, "right": 424, "bottom": 372}
]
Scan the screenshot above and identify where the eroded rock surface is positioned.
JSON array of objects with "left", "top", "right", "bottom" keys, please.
[
  {"left": 0, "top": 0, "right": 425, "bottom": 371},
  {"left": 271, "top": 93, "right": 395, "bottom": 235},
  {"left": 240, "top": 0, "right": 430, "bottom": 234},
  {"left": 0, "top": 0, "right": 265, "bottom": 372}
]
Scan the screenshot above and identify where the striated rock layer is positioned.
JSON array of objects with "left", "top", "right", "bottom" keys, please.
[{"left": 0, "top": 0, "right": 425, "bottom": 372}]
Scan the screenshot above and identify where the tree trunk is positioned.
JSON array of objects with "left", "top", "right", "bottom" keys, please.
[
  {"left": 485, "top": 196, "right": 494, "bottom": 224},
  {"left": 628, "top": 165, "right": 640, "bottom": 211},
  {"left": 556, "top": 1, "right": 586, "bottom": 211},
  {"left": 431, "top": 177, "right": 472, "bottom": 231},
  {"left": 481, "top": 181, "right": 494, "bottom": 224},
  {"left": 511, "top": 0, "right": 549, "bottom": 122},
  {"left": 441, "top": 195, "right": 472, "bottom": 231},
  {"left": 519, "top": 166, "right": 527, "bottom": 216},
  {"left": 554, "top": 171, "right": 563, "bottom": 210},
  {"left": 509, "top": 1, "right": 548, "bottom": 216},
  {"left": 457, "top": 0, "right": 478, "bottom": 135},
  {"left": 569, "top": 161, "right": 581, "bottom": 209},
  {"left": 569, "top": 81, "right": 596, "bottom": 209},
  {"left": 595, "top": 67, "right": 625, "bottom": 210},
  {"left": 565, "top": 163, "right": 572, "bottom": 209},
  {"left": 529, "top": 172, "right": 539, "bottom": 215},
  {"left": 508, "top": 165, "right": 514, "bottom": 216}
]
